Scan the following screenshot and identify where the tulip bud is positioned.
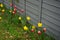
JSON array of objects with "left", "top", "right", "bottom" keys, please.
[
  {"left": 19, "top": 17, "right": 22, "bottom": 20},
  {"left": 38, "top": 31, "right": 41, "bottom": 35},
  {"left": 38, "top": 22, "right": 42, "bottom": 27},
  {"left": 10, "top": 3, "right": 13, "bottom": 6},
  {"left": 14, "top": 8, "right": 16, "bottom": 12},
  {"left": 12, "top": 11, "right": 16, "bottom": 14},
  {"left": 32, "top": 25, "right": 35, "bottom": 29},
  {"left": 31, "top": 29, "right": 34, "bottom": 32},
  {"left": 23, "top": 26, "right": 28, "bottom": 31},
  {"left": 43, "top": 28, "right": 46, "bottom": 32},
  {"left": 26, "top": 16, "right": 31, "bottom": 21},
  {"left": 14, "top": 5, "right": 17, "bottom": 9}
]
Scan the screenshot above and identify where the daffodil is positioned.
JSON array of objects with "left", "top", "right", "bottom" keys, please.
[
  {"left": 0, "top": 3, "right": 3, "bottom": 7},
  {"left": 23, "top": 26, "right": 28, "bottom": 31},
  {"left": 38, "top": 22, "right": 42, "bottom": 27},
  {"left": 0, "top": 17, "right": 2, "bottom": 20},
  {"left": 19, "top": 17, "right": 22, "bottom": 20},
  {"left": 2, "top": 9, "right": 5, "bottom": 13},
  {"left": 26, "top": 16, "right": 31, "bottom": 21},
  {"left": 32, "top": 25, "right": 35, "bottom": 29}
]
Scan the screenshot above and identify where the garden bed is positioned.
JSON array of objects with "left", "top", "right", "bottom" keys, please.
[{"left": 0, "top": 3, "right": 55, "bottom": 40}]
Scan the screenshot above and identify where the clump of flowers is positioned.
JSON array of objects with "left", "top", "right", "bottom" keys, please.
[
  {"left": 0, "top": 3, "right": 3, "bottom": 7},
  {"left": 26, "top": 16, "right": 31, "bottom": 21},
  {"left": 23, "top": 25, "right": 28, "bottom": 31},
  {"left": 10, "top": 3, "right": 13, "bottom": 7},
  {"left": 38, "top": 22, "right": 42, "bottom": 27}
]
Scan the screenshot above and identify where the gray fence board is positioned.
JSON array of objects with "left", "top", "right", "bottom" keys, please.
[{"left": 42, "top": 0, "right": 60, "bottom": 40}]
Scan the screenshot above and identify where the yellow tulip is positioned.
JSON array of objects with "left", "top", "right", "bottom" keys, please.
[
  {"left": 32, "top": 25, "right": 35, "bottom": 29},
  {"left": 38, "top": 22, "right": 42, "bottom": 27},
  {"left": 19, "top": 17, "right": 22, "bottom": 20},
  {"left": 0, "top": 17, "right": 2, "bottom": 19},
  {"left": 23, "top": 26, "right": 28, "bottom": 31},
  {"left": 0, "top": 4, "right": 3, "bottom": 7},
  {"left": 26, "top": 16, "right": 31, "bottom": 21},
  {"left": 2, "top": 9, "right": 5, "bottom": 12}
]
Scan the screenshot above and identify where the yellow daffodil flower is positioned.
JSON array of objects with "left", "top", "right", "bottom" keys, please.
[
  {"left": 38, "top": 22, "right": 42, "bottom": 27},
  {"left": 0, "top": 4, "right": 3, "bottom": 7},
  {"left": 19, "top": 17, "right": 22, "bottom": 20},
  {"left": 0, "top": 17, "right": 2, "bottom": 20},
  {"left": 23, "top": 26, "right": 28, "bottom": 31},
  {"left": 32, "top": 25, "right": 35, "bottom": 29},
  {"left": 26, "top": 16, "right": 31, "bottom": 21},
  {"left": 2, "top": 9, "right": 5, "bottom": 12}
]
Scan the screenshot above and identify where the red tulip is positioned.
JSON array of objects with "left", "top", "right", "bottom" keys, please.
[
  {"left": 20, "top": 9, "right": 25, "bottom": 13},
  {"left": 43, "top": 28, "right": 46, "bottom": 32},
  {"left": 14, "top": 5, "right": 17, "bottom": 9},
  {"left": 12, "top": 11, "right": 16, "bottom": 14},
  {"left": 31, "top": 29, "right": 34, "bottom": 32},
  {"left": 10, "top": 3, "right": 13, "bottom": 6},
  {"left": 38, "top": 31, "right": 41, "bottom": 35},
  {"left": 14, "top": 8, "right": 16, "bottom": 11}
]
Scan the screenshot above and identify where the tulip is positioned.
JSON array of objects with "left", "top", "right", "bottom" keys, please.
[
  {"left": 19, "top": 17, "right": 22, "bottom": 20},
  {"left": 23, "top": 26, "right": 28, "bottom": 31},
  {"left": 38, "top": 22, "right": 42, "bottom": 27},
  {"left": 14, "top": 8, "right": 16, "bottom": 13},
  {"left": 12, "top": 11, "right": 16, "bottom": 14},
  {"left": 2, "top": 9, "right": 5, "bottom": 13},
  {"left": 0, "top": 3, "right": 3, "bottom": 7},
  {"left": 43, "top": 28, "right": 46, "bottom": 32},
  {"left": 32, "top": 25, "right": 35, "bottom": 29},
  {"left": 10, "top": 3, "right": 13, "bottom": 7},
  {"left": 31, "top": 29, "right": 34, "bottom": 32},
  {"left": 14, "top": 5, "right": 17, "bottom": 9},
  {"left": 20, "top": 9, "right": 24, "bottom": 13},
  {"left": 38, "top": 31, "right": 41, "bottom": 35},
  {"left": 14, "top": 8, "right": 16, "bottom": 11},
  {"left": 26, "top": 16, "right": 31, "bottom": 21},
  {"left": 0, "top": 17, "right": 2, "bottom": 20}
]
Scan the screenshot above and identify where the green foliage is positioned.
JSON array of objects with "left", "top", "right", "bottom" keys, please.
[{"left": 11, "top": 14, "right": 19, "bottom": 25}]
